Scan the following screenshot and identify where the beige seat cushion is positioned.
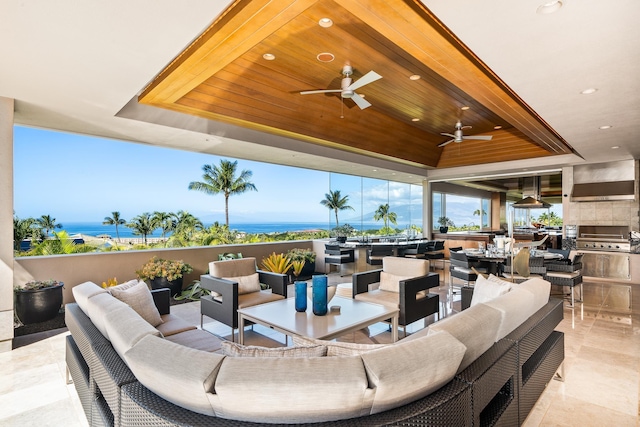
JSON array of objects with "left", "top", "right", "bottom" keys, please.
[
  {"left": 165, "top": 329, "right": 224, "bottom": 352},
  {"left": 429, "top": 303, "right": 502, "bottom": 372},
  {"left": 72, "top": 281, "right": 107, "bottom": 315},
  {"left": 124, "top": 334, "right": 224, "bottom": 416},
  {"left": 104, "top": 304, "right": 162, "bottom": 359},
  {"left": 517, "top": 277, "right": 551, "bottom": 310},
  {"left": 361, "top": 329, "right": 466, "bottom": 414},
  {"left": 210, "top": 257, "right": 257, "bottom": 278},
  {"left": 354, "top": 288, "right": 398, "bottom": 308},
  {"left": 484, "top": 286, "right": 536, "bottom": 339},
  {"left": 110, "top": 281, "right": 163, "bottom": 327},
  {"left": 157, "top": 314, "right": 197, "bottom": 337},
  {"left": 382, "top": 256, "right": 429, "bottom": 277},
  {"left": 237, "top": 290, "right": 284, "bottom": 308},
  {"left": 210, "top": 355, "right": 374, "bottom": 423},
  {"left": 86, "top": 292, "right": 130, "bottom": 339}
]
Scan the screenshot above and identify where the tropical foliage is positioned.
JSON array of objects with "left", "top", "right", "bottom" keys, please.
[
  {"left": 188, "top": 160, "right": 257, "bottom": 227},
  {"left": 102, "top": 211, "right": 126, "bottom": 243},
  {"left": 29, "top": 231, "right": 95, "bottom": 255},
  {"left": 127, "top": 212, "right": 158, "bottom": 245},
  {"left": 36, "top": 214, "right": 62, "bottom": 237},
  {"left": 260, "top": 252, "right": 293, "bottom": 274},
  {"left": 320, "top": 190, "right": 354, "bottom": 227},
  {"left": 373, "top": 204, "right": 398, "bottom": 231},
  {"left": 136, "top": 256, "right": 193, "bottom": 282}
]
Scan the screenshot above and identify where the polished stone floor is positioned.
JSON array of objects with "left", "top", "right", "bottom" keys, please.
[{"left": 1, "top": 268, "right": 638, "bottom": 426}]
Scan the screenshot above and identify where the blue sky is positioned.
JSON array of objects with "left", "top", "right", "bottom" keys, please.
[{"left": 13, "top": 126, "right": 332, "bottom": 224}]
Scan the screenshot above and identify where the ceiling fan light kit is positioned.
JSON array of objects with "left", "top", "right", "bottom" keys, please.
[
  {"left": 300, "top": 64, "right": 382, "bottom": 110},
  {"left": 438, "top": 120, "right": 493, "bottom": 147}
]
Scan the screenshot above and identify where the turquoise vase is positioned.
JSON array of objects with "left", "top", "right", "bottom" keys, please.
[
  {"left": 312, "top": 275, "right": 328, "bottom": 316},
  {"left": 294, "top": 281, "right": 307, "bottom": 312}
]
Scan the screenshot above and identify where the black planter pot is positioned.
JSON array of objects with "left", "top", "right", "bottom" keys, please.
[
  {"left": 439, "top": 226, "right": 449, "bottom": 233},
  {"left": 14, "top": 282, "right": 64, "bottom": 325},
  {"left": 290, "top": 261, "right": 317, "bottom": 282},
  {"left": 150, "top": 277, "right": 183, "bottom": 297},
  {"left": 336, "top": 236, "right": 347, "bottom": 243}
]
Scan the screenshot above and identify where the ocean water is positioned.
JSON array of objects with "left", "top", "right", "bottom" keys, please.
[{"left": 60, "top": 221, "right": 333, "bottom": 238}]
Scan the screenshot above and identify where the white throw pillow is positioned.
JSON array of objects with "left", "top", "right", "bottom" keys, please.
[
  {"left": 220, "top": 341, "right": 327, "bottom": 357},
  {"left": 378, "top": 271, "right": 413, "bottom": 293},
  {"left": 223, "top": 272, "right": 261, "bottom": 295},
  {"left": 110, "top": 281, "right": 163, "bottom": 326},
  {"left": 470, "top": 274, "right": 512, "bottom": 306}
]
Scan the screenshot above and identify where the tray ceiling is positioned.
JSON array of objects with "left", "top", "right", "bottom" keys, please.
[{"left": 139, "top": 0, "right": 575, "bottom": 170}]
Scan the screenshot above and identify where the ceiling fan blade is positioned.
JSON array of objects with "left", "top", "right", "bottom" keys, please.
[
  {"left": 440, "top": 132, "right": 455, "bottom": 138},
  {"left": 347, "top": 70, "right": 382, "bottom": 91},
  {"left": 300, "top": 89, "right": 342, "bottom": 95},
  {"left": 350, "top": 93, "right": 371, "bottom": 109},
  {"left": 463, "top": 135, "right": 493, "bottom": 141},
  {"left": 438, "top": 139, "right": 455, "bottom": 148}
]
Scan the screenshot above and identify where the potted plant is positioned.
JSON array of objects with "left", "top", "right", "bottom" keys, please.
[
  {"left": 286, "top": 248, "right": 316, "bottom": 280},
  {"left": 260, "top": 252, "right": 293, "bottom": 274},
  {"left": 437, "top": 216, "right": 454, "bottom": 233},
  {"left": 332, "top": 224, "right": 355, "bottom": 243},
  {"left": 14, "top": 279, "right": 64, "bottom": 325},
  {"left": 136, "top": 256, "right": 193, "bottom": 297}
]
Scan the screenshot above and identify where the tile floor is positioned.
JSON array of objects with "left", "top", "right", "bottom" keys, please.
[{"left": 1, "top": 269, "right": 639, "bottom": 426}]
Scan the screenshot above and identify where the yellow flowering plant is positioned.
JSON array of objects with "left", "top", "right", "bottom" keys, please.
[{"left": 136, "top": 256, "right": 193, "bottom": 282}]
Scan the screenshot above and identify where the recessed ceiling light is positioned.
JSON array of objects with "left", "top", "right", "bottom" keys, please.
[
  {"left": 262, "top": 53, "right": 275, "bottom": 60},
  {"left": 494, "top": 125, "right": 502, "bottom": 130},
  {"left": 316, "top": 52, "right": 334, "bottom": 62},
  {"left": 318, "top": 18, "right": 333, "bottom": 28},
  {"left": 461, "top": 106, "right": 470, "bottom": 111},
  {"left": 372, "top": 169, "right": 378, "bottom": 172},
  {"left": 611, "top": 146, "right": 620, "bottom": 149},
  {"left": 537, "top": 1, "right": 563, "bottom": 14},
  {"left": 409, "top": 74, "right": 421, "bottom": 81},
  {"left": 412, "top": 118, "right": 420, "bottom": 122},
  {"left": 581, "top": 88, "right": 598, "bottom": 95},
  {"left": 599, "top": 125, "right": 612, "bottom": 130}
]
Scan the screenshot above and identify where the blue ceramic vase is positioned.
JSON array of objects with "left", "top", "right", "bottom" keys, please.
[
  {"left": 294, "top": 281, "right": 307, "bottom": 312},
  {"left": 312, "top": 275, "right": 328, "bottom": 316}
]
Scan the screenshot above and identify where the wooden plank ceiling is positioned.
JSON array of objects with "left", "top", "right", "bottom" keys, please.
[{"left": 139, "top": 0, "right": 574, "bottom": 170}]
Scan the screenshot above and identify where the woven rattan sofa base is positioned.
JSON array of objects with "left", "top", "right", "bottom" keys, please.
[
  {"left": 120, "top": 378, "right": 471, "bottom": 427},
  {"left": 456, "top": 339, "right": 519, "bottom": 427},
  {"left": 66, "top": 335, "right": 92, "bottom": 418},
  {"left": 66, "top": 292, "right": 563, "bottom": 426}
]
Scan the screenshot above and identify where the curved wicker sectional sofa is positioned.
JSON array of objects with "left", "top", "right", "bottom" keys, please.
[{"left": 66, "top": 277, "right": 564, "bottom": 426}]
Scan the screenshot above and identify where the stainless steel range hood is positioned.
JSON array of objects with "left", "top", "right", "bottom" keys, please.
[{"left": 571, "top": 160, "right": 637, "bottom": 202}]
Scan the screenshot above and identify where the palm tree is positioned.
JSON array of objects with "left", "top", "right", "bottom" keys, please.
[
  {"left": 36, "top": 214, "right": 62, "bottom": 237},
  {"left": 13, "top": 215, "right": 38, "bottom": 251},
  {"left": 126, "top": 212, "right": 158, "bottom": 245},
  {"left": 373, "top": 203, "right": 398, "bottom": 231},
  {"left": 152, "top": 211, "right": 175, "bottom": 246},
  {"left": 320, "top": 190, "right": 354, "bottom": 227},
  {"left": 169, "top": 210, "right": 204, "bottom": 246},
  {"left": 103, "top": 211, "right": 126, "bottom": 243},
  {"left": 188, "top": 160, "right": 257, "bottom": 227}
]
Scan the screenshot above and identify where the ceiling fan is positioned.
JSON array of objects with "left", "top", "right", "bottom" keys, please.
[
  {"left": 438, "top": 120, "right": 493, "bottom": 147},
  {"left": 300, "top": 65, "right": 382, "bottom": 110}
]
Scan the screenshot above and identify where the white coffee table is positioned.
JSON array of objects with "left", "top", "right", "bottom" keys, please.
[{"left": 237, "top": 296, "right": 399, "bottom": 344}]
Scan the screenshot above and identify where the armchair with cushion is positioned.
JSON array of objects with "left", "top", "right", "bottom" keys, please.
[
  {"left": 200, "top": 257, "right": 288, "bottom": 340},
  {"left": 353, "top": 256, "right": 439, "bottom": 336}
]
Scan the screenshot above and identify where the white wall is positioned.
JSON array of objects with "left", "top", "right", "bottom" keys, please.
[{"left": 0, "top": 97, "right": 14, "bottom": 352}]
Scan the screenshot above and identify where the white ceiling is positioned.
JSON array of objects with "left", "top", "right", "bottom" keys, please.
[{"left": 1, "top": 0, "right": 638, "bottom": 184}]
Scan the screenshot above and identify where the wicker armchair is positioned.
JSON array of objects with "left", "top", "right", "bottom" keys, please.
[
  {"left": 353, "top": 256, "right": 439, "bottom": 336},
  {"left": 200, "top": 257, "right": 287, "bottom": 340}
]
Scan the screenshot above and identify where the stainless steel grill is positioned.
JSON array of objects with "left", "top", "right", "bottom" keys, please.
[{"left": 575, "top": 225, "right": 631, "bottom": 252}]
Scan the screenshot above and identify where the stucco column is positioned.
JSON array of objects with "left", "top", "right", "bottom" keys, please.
[{"left": 0, "top": 97, "right": 14, "bottom": 352}]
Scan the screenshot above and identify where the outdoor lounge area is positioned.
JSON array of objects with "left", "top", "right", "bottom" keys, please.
[{"left": 2, "top": 267, "right": 638, "bottom": 426}]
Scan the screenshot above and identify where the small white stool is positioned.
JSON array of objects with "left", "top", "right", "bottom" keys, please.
[{"left": 336, "top": 282, "right": 353, "bottom": 298}]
